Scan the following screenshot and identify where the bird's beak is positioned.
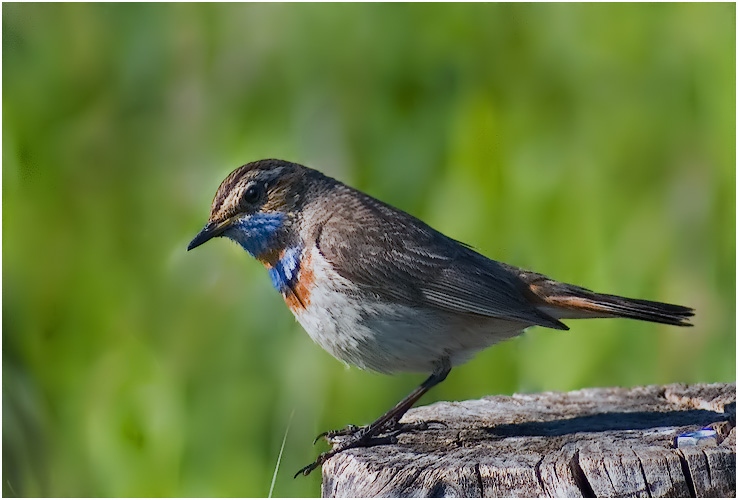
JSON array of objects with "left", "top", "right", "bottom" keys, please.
[{"left": 187, "top": 219, "right": 233, "bottom": 251}]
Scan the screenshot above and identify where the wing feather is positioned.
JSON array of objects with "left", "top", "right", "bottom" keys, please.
[{"left": 311, "top": 186, "right": 567, "bottom": 330}]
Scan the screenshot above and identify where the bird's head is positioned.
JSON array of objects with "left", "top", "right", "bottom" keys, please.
[{"left": 187, "top": 159, "right": 312, "bottom": 262}]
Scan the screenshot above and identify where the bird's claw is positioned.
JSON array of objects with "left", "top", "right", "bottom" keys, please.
[
  {"left": 313, "top": 424, "right": 362, "bottom": 444},
  {"left": 297, "top": 420, "right": 441, "bottom": 477},
  {"left": 294, "top": 452, "right": 329, "bottom": 478},
  {"left": 296, "top": 433, "right": 400, "bottom": 478}
]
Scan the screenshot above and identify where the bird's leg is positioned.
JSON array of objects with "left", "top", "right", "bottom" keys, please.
[{"left": 295, "top": 358, "right": 451, "bottom": 477}]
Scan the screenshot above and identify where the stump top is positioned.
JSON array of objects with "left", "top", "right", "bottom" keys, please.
[{"left": 322, "top": 382, "right": 735, "bottom": 498}]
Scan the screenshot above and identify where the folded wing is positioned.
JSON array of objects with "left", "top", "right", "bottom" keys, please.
[{"left": 314, "top": 188, "right": 568, "bottom": 331}]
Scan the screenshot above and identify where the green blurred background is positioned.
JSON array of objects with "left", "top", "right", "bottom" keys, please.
[{"left": 3, "top": 3, "right": 735, "bottom": 497}]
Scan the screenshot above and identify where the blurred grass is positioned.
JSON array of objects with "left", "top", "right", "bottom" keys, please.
[{"left": 2, "top": 3, "right": 735, "bottom": 497}]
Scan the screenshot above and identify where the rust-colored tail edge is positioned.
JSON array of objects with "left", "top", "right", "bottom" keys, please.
[{"left": 543, "top": 292, "right": 694, "bottom": 326}]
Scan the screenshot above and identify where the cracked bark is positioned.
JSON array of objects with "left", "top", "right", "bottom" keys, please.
[
  {"left": 321, "top": 383, "right": 735, "bottom": 497},
  {"left": 635, "top": 452, "right": 653, "bottom": 498}
]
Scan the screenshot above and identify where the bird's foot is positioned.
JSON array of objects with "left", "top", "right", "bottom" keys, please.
[
  {"left": 295, "top": 428, "right": 399, "bottom": 478},
  {"left": 296, "top": 419, "right": 445, "bottom": 477},
  {"left": 313, "top": 418, "right": 444, "bottom": 444},
  {"left": 312, "top": 424, "right": 362, "bottom": 444}
]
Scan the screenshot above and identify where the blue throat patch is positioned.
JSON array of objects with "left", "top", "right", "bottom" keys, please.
[
  {"left": 228, "top": 212, "right": 286, "bottom": 258},
  {"left": 268, "top": 246, "right": 302, "bottom": 293},
  {"left": 225, "top": 212, "right": 302, "bottom": 294}
]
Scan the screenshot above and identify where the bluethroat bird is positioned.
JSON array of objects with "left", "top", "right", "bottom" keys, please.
[{"left": 188, "top": 159, "right": 693, "bottom": 476}]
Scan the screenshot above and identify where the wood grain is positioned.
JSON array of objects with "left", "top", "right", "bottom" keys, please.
[{"left": 321, "top": 383, "right": 735, "bottom": 497}]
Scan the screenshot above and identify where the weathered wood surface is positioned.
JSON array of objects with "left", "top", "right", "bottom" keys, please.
[{"left": 322, "top": 383, "right": 735, "bottom": 498}]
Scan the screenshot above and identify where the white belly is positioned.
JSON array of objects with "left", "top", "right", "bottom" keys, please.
[{"left": 291, "top": 248, "right": 527, "bottom": 374}]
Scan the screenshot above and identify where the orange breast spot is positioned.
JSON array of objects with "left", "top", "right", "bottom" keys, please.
[{"left": 284, "top": 250, "right": 314, "bottom": 313}]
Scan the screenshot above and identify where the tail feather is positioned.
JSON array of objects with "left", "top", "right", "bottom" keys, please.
[
  {"left": 542, "top": 291, "right": 694, "bottom": 326},
  {"left": 504, "top": 265, "right": 695, "bottom": 327}
]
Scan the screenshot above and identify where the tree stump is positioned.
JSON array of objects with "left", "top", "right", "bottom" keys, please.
[{"left": 321, "top": 383, "right": 735, "bottom": 497}]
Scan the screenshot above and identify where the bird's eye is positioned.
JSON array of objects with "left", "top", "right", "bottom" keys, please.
[{"left": 242, "top": 183, "right": 262, "bottom": 205}]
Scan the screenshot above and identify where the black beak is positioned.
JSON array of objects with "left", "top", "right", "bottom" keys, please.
[{"left": 187, "top": 220, "right": 231, "bottom": 251}]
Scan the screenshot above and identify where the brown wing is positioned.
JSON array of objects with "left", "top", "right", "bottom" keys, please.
[{"left": 312, "top": 185, "right": 568, "bottom": 330}]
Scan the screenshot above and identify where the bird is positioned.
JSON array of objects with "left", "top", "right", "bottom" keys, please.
[{"left": 187, "top": 159, "right": 693, "bottom": 476}]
